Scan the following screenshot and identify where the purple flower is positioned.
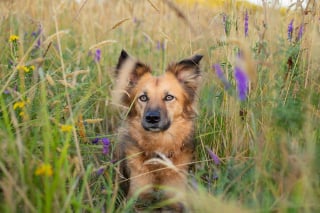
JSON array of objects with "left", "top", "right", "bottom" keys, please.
[
  {"left": 234, "top": 66, "right": 249, "bottom": 101},
  {"left": 96, "top": 167, "right": 105, "bottom": 175},
  {"left": 222, "top": 13, "right": 231, "bottom": 36},
  {"left": 94, "top": 49, "right": 101, "bottom": 62},
  {"left": 288, "top": 19, "right": 294, "bottom": 41},
  {"left": 3, "top": 90, "right": 10, "bottom": 95},
  {"left": 222, "top": 13, "right": 227, "bottom": 25},
  {"left": 101, "top": 138, "right": 110, "bottom": 155},
  {"left": 297, "top": 24, "right": 303, "bottom": 41},
  {"left": 156, "top": 41, "right": 165, "bottom": 51},
  {"left": 222, "top": 13, "right": 227, "bottom": 33},
  {"left": 213, "top": 64, "right": 231, "bottom": 89},
  {"left": 206, "top": 146, "right": 220, "bottom": 165},
  {"left": 92, "top": 137, "right": 110, "bottom": 154},
  {"left": 212, "top": 171, "right": 219, "bottom": 180},
  {"left": 244, "top": 10, "right": 249, "bottom": 37},
  {"left": 32, "top": 24, "right": 42, "bottom": 48},
  {"left": 237, "top": 50, "right": 243, "bottom": 59},
  {"left": 92, "top": 138, "right": 99, "bottom": 144}
]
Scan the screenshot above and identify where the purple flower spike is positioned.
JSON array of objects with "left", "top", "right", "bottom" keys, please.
[
  {"left": 205, "top": 146, "right": 220, "bottom": 165},
  {"left": 213, "top": 64, "right": 231, "bottom": 89},
  {"left": 244, "top": 10, "right": 249, "bottom": 37},
  {"left": 288, "top": 19, "right": 294, "bottom": 41},
  {"left": 101, "top": 138, "right": 110, "bottom": 155},
  {"left": 234, "top": 66, "right": 249, "bottom": 101},
  {"left": 32, "top": 24, "right": 42, "bottom": 48},
  {"left": 222, "top": 13, "right": 227, "bottom": 26},
  {"left": 96, "top": 167, "right": 105, "bottom": 175},
  {"left": 156, "top": 41, "right": 165, "bottom": 51},
  {"left": 297, "top": 24, "right": 303, "bottom": 41},
  {"left": 92, "top": 137, "right": 110, "bottom": 154},
  {"left": 94, "top": 49, "right": 101, "bottom": 62},
  {"left": 92, "top": 138, "right": 99, "bottom": 144}
]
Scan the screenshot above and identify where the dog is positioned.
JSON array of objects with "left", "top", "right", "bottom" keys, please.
[{"left": 113, "top": 50, "right": 202, "bottom": 211}]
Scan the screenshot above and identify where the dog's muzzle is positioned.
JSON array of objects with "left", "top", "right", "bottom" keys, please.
[{"left": 142, "top": 109, "right": 170, "bottom": 132}]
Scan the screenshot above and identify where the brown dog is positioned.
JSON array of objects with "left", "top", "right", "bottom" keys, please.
[{"left": 113, "top": 50, "right": 202, "bottom": 209}]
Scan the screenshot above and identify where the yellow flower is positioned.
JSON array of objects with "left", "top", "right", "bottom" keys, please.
[
  {"left": 35, "top": 163, "right": 53, "bottom": 177},
  {"left": 29, "top": 65, "right": 35, "bottom": 71},
  {"left": 60, "top": 124, "right": 73, "bottom": 132},
  {"left": 13, "top": 101, "right": 26, "bottom": 110},
  {"left": 9, "top": 35, "right": 19, "bottom": 42},
  {"left": 17, "top": 65, "right": 30, "bottom": 73},
  {"left": 19, "top": 111, "right": 25, "bottom": 117}
]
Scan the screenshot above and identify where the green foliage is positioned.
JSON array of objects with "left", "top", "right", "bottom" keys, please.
[{"left": 0, "top": 0, "right": 319, "bottom": 212}]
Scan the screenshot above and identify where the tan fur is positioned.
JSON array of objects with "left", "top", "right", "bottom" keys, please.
[{"left": 114, "top": 50, "right": 202, "bottom": 210}]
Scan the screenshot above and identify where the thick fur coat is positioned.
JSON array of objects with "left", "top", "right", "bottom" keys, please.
[{"left": 113, "top": 50, "right": 202, "bottom": 207}]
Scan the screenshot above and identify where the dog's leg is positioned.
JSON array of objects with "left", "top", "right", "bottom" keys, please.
[
  {"left": 158, "top": 171, "right": 188, "bottom": 212},
  {"left": 127, "top": 158, "right": 154, "bottom": 201}
]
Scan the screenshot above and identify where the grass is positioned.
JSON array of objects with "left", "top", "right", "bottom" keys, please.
[{"left": 0, "top": 0, "right": 319, "bottom": 212}]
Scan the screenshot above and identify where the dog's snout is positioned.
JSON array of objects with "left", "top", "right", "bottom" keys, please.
[{"left": 145, "top": 111, "right": 161, "bottom": 124}]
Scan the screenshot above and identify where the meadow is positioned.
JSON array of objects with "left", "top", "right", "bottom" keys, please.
[{"left": 0, "top": 0, "right": 319, "bottom": 212}]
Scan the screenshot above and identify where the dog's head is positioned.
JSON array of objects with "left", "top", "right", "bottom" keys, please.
[{"left": 113, "top": 50, "right": 202, "bottom": 132}]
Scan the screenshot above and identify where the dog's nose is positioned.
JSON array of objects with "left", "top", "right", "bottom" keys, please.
[{"left": 145, "top": 111, "right": 161, "bottom": 124}]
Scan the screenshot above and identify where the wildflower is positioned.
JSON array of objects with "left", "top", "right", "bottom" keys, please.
[
  {"left": 94, "top": 49, "right": 101, "bottom": 62},
  {"left": 101, "top": 138, "right": 110, "bottom": 155},
  {"left": 17, "top": 65, "right": 32, "bottom": 73},
  {"left": 297, "top": 24, "right": 303, "bottom": 41},
  {"left": 35, "top": 163, "right": 53, "bottom": 177},
  {"left": 244, "top": 10, "right": 249, "bottom": 37},
  {"left": 13, "top": 101, "right": 26, "bottom": 110},
  {"left": 222, "top": 13, "right": 230, "bottom": 36},
  {"left": 288, "top": 19, "right": 294, "bottom": 41},
  {"left": 9, "top": 35, "right": 19, "bottom": 42},
  {"left": 60, "top": 125, "right": 73, "bottom": 132},
  {"left": 156, "top": 41, "right": 165, "bottom": 51},
  {"left": 213, "top": 64, "right": 231, "bottom": 89},
  {"left": 96, "top": 167, "right": 105, "bottom": 175},
  {"left": 19, "top": 111, "right": 25, "bottom": 117},
  {"left": 92, "top": 138, "right": 99, "bottom": 144},
  {"left": 222, "top": 13, "right": 227, "bottom": 26},
  {"left": 212, "top": 171, "right": 219, "bottom": 180},
  {"left": 234, "top": 66, "right": 249, "bottom": 101},
  {"left": 32, "top": 24, "right": 42, "bottom": 48},
  {"left": 92, "top": 137, "right": 111, "bottom": 155},
  {"left": 205, "top": 146, "right": 220, "bottom": 165},
  {"left": 29, "top": 65, "right": 35, "bottom": 71}
]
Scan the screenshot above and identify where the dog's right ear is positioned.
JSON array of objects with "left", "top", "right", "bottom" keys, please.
[
  {"left": 116, "top": 50, "right": 129, "bottom": 73},
  {"left": 115, "top": 49, "right": 151, "bottom": 86},
  {"left": 113, "top": 50, "right": 151, "bottom": 107}
]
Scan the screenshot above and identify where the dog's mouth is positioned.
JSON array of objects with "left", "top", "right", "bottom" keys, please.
[{"left": 142, "top": 121, "right": 171, "bottom": 132}]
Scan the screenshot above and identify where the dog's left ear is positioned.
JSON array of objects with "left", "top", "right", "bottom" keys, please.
[{"left": 167, "top": 54, "right": 203, "bottom": 99}]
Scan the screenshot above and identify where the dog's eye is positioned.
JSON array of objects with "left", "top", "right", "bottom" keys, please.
[
  {"left": 138, "top": 94, "right": 149, "bottom": 102},
  {"left": 164, "top": 94, "right": 175, "bottom": 101}
]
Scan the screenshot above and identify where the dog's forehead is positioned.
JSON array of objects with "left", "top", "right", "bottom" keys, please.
[{"left": 137, "top": 72, "right": 183, "bottom": 94}]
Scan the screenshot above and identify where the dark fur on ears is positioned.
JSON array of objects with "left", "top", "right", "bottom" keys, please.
[
  {"left": 115, "top": 49, "right": 151, "bottom": 86},
  {"left": 166, "top": 54, "right": 203, "bottom": 102},
  {"left": 114, "top": 50, "right": 151, "bottom": 110},
  {"left": 116, "top": 49, "right": 129, "bottom": 72},
  {"left": 178, "top": 54, "right": 203, "bottom": 67}
]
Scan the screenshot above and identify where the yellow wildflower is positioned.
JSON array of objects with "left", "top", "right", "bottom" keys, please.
[
  {"left": 35, "top": 163, "right": 53, "bottom": 177},
  {"left": 13, "top": 101, "right": 26, "bottom": 110},
  {"left": 9, "top": 35, "right": 19, "bottom": 42},
  {"left": 17, "top": 65, "right": 30, "bottom": 73},
  {"left": 60, "top": 124, "right": 73, "bottom": 132},
  {"left": 29, "top": 65, "right": 35, "bottom": 71}
]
